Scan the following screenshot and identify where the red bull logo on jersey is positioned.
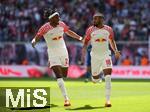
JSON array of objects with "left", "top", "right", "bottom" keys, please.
[
  {"left": 52, "top": 36, "right": 62, "bottom": 40},
  {"left": 95, "top": 38, "right": 106, "bottom": 42}
]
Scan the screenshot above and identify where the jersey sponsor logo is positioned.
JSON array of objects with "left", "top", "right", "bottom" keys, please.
[
  {"left": 95, "top": 38, "right": 106, "bottom": 42},
  {"left": 52, "top": 36, "right": 62, "bottom": 40}
]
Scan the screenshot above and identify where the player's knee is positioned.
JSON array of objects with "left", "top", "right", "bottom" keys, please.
[
  {"left": 61, "top": 67, "right": 68, "bottom": 78},
  {"left": 63, "top": 74, "right": 67, "bottom": 78},
  {"left": 92, "top": 75, "right": 101, "bottom": 83},
  {"left": 92, "top": 75, "right": 100, "bottom": 79},
  {"left": 92, "top": 77, "right": 101, "bottom": 83},
  {"left": 103, "top": 68, "right": 112, "bottom": 75},
  {"left": 55, "top": 74, "right": 62, "bottom": 79}
]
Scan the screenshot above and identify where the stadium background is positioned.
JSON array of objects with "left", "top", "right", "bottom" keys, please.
[
  {"left": 0, "top": 0, "right": 149, "bottom": 78},
  {"left": 0, "top": 0, "right": 150, "bottom": 112}
]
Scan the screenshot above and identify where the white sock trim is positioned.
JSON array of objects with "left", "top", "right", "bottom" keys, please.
[
  {"left": 57, "top": 78, "right": 69, "bottom": 100},
  {"left": 105, "top": 75, "right": 111, "bottom": 102}
]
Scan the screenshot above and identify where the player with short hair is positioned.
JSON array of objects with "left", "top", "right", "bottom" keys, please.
[
  {"left": 31, "top": 8, "right": 83, "bottom": 106},
  {"left": 82, "top": 12, "right": 121, "bottom": 107}
]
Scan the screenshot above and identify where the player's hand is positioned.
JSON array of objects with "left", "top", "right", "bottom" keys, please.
[
  {"left": 31, "top": 38, "right": 36, "bottom": 48},
  {"left": 79, "top": 36, "right": 84, "bottom": 42},
  {"left": 115, "top": 51, "right": 121, "bottom": 59}
]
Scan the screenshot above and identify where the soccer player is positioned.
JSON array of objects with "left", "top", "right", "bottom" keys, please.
[
  {"left": 82, "top": 12, "right": 121, "bottom": 107},
  {"left": 31, "top": 8, "right": 83, "bottom": 106}
]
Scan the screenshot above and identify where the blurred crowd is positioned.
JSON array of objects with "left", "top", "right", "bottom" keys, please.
[
  {"left": 0, "top": 43, "right": 149, "bottom": 66},
  {"left": 0, "top": 0, "right": 149, "bottom": 65}
]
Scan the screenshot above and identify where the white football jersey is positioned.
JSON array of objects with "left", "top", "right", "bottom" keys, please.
[
  {"left": 85, "top": 25, "right": 114, "bottom": 58},
  {"left": 36, "top": 21, "right": 69, "bottom": 58}
]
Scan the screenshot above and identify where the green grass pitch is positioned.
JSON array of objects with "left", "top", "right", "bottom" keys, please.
[{"left": 0, "top": 78, "right": 150, "bottom": 112}]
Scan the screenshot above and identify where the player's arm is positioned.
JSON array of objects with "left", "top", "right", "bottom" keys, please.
[
  {"left": 31, "top": 35, "right": 40, "bottom": 48},
  {"left": 81, "top": 28, "right": 91, "bottom": 63},
  {"left": 60, "top": 21, "right": 83, "bottom": 41},
  {"left": 108, "top": 28, "right": 121, "bottom": 59},
  {"left": 82, "top": 36, "right": 90, "bottom": 54},
  {"left": 109, "top": 39, "right": 119, "bottom": 52},
  {"left": 31, "top": 25, "right": 45, "bottom": 48},
  {"left": 81, "top": 38, "right": 89, "bottom": 63},
  {"left": 65, "top": 30, "right": 83, "bottom": 41}
]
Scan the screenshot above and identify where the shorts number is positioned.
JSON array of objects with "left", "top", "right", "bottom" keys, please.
[{"left": 106, "top": 59, "right": 111, "bottom": 66}]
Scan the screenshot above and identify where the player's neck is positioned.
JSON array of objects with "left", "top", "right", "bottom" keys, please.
[
  {"left": 50, "top": 23, "right": 57, "bottom": 27},
  {"left": 97, "top": 24, "right": 104, "bottom": 29},
  {"left": 49, "top": 22, "right": 58, "bottom": 27}
]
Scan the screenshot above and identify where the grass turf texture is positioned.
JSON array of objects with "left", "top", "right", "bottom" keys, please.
[{"left": 0, "top": 78, "right": 150, "bottom": 112}]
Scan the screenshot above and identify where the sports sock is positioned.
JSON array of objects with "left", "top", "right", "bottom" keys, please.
[
  {"left": 105, "top": 75, "right": 111, "bottom": 102},
  {"left": 57, "top": 78, "right": 69, "bottom": 101}
]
